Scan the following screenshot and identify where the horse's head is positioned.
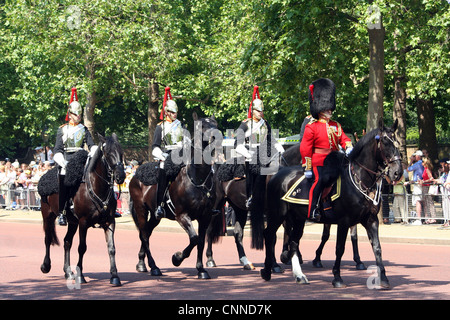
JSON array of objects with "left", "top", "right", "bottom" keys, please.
[
  {"left": 376, "top": 119, "right": 403, "bottom": 183},
  {"left": 99, "top": 133, "right": 126, "bottom": 185},
  {"left": 192, "top": 112, "right": 219, "bottom": 164}
]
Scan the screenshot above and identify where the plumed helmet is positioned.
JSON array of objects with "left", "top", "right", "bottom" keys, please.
[
  {"left": 252, "top": 98, "right": 263, "bottom": 112},
  {"left": 66, "top": 87, "right": 82, "bottom": 121},
  {"left": 309, "top": 78, "right": 336, "bottom": 119},
  {"left": 165, "top": 99, "right": 178, "bottom": 113},
  {"left": 69, "top": 100, "right": 82, "bottom": 116}
]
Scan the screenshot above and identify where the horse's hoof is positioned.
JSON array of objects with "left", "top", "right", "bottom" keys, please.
[
  {"left": 136, "top": 262, "right": 148, "bottom": 273},
  {"left": 296, "top": 276, "right": 310, "bottom": 284},
  {"left": 312, "top": 260, "right": 324, "bottom": 268},
  {"left": 110, "top": 277, "right": 122, "bottom": 286},
  {"left": 260, "top": 269, "right": 271, "bottom": 281},
  {"left": 355, "top": 263, "right": 367, "bottom": 270},
  {"left": 379, "top": 280, "right": 391, "bottom": 290},
  {"left": 280, "top": 251, "right": 290, "bottom": 265},
  {"left": 198, "top": 271, "right": 211, "bottom": 279},
  {"left": 172, "top": 252, "right": 183, "bottom": 267},
  {"left": 272, "top": 265, "right": 284, "bottom": 274},
  {"left": 243, "top": 263, "right": 255, "bottom": 270},
  {"left": 332, "top": 279, "right": 347, "bottom": 288},
  {"left": 40, "top": 263, "right": 51, "bottom": 274},
  {"left": 150, "top": 267, "right": 162, "bottom": 276},
  {"left": 206, "top": 260, "right": 217, "bottom": 268},
  {"left": 79, "top": 275, "right": 87, "bottom": 284}
]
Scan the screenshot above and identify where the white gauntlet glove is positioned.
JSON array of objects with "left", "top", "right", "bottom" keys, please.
[
  {"left": 152, "top": 147, "right": 168, "bottom": 161},
  {"left": 235, "top": 144, "right": 252, "bottom": 161},
  {"left": 54, "top": 152, "right": 67, "bottom": 169}
]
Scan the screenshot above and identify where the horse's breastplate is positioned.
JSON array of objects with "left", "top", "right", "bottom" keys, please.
[
  {"left": 62, "top": 124, "right": 85, "bottom": 153},
  {"left": 161, "top": 120, "right": 183, "bottom": 151},
  {"left": 245, "top": 119, "right": 268, "bottom": 147}
]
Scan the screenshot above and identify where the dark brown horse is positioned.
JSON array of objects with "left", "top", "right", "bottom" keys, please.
[
  {"left": 129, "top": 113, "right": 222, "bottom": 279},
  {"left": 260, "top": 120, "right": 402, "bottom": 288},
  {"left": 39, "top": 133, "right": 125, "bottom": 286}
]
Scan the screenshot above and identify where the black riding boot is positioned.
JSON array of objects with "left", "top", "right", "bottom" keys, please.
[
  {"left": 245, "top": 163, "right": 256, "bottom": 209},
  {"left": 155, "top": 169, "right": 167, "bottom": 219},
  {"left": 58, "top": 175, "right": 68, "bottom": 226}
]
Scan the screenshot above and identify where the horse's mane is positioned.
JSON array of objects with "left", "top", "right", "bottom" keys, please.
[
  {"left": 348, "top": 128, "right": 379, "bottom": 162},
  {"left": 282, "top": 143, "right": 301, "bottom": 166}
]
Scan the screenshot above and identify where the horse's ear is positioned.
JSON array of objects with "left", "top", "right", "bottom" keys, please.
[
  {"left": 192, "top": 112, "right": 198, "bottom": 121},
  {"left": 392, "top": 119, "right": 398, "bottom": 132},
  {"left": 97, "top": 133, "right": 106, "bottom": 144},
  {"left": 210, "top": 113, "right": 216, "bottom": 121},
  {"left": 112, "top": 133, "right": 118, "bottom": 141}
]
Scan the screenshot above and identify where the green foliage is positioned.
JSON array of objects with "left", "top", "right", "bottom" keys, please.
[{"left": 0, "top": 0, "right": 449, "bottom": 158}]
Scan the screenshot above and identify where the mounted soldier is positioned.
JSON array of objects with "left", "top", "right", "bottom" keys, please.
[
  {"left": 235, "top": 85, "right": 285, "bottom": 208},
  {"left": 300, "top": 78, "right": 353, "bottom": 221},
  {"left": 153, "top": 87, "right": 185, "bottom": 219},
  {"left": 53, "top": 88, "right": 96, "bottom": 225}
]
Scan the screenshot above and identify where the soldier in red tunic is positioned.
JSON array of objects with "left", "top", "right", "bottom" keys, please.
[{"left": 300, "top": 78, "right": 353, "bottom": 221}]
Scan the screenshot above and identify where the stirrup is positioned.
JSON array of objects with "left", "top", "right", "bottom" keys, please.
[
  {"left": 245, "top": 196, "right": 253, "bottom": 209},
  {"left": 58, "top": 213, "right": 67, "bottom": 226},
  {"left": 155, "top": 206, "right": 165, "bottom": 220}
]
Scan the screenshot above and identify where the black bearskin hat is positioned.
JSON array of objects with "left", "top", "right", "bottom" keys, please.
[{"left": 309, "top": 78, "right": 336, "bottom": 119}]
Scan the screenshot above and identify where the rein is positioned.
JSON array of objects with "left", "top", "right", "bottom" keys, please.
[
  {"left": 186, "top": 164, "right": 215, "bottom": 198},
  {"left": 86, "top": 145, "right": 118, "bottom": 214},
  {"left": 348, "top": 132, "right": 399, "bottom": 206}
]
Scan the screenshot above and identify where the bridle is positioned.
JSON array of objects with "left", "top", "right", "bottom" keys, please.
[
  {"left": 349, "top": 131, "right": 401, "bottom": 206},
  {"left": 86, "top": 143, "right": 123, "bottom": 213}
]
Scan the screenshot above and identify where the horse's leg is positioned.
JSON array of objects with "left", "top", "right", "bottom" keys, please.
[
  {"left": 104, "top": 222, "right": 121, "bottom": 286},
  {"left": 233, "top": 207, "right": 254, "bottom": 270},
  {"left": 133, "top": 200, "right": 162, "bottom": 275},
  {"left": 332, "top": 223, "right": 349, "bottom": 288},
  {"left": 350, "top": 225, "right": 366, "bottom": 270},
  {"left": 75, "top": 221, "right": 88, "bottom": 284},
  {"left": 312, "top": 224, "right": 331, "bottom": 268},
  {"left": 260, "top": 209, "right": 285, "bottom": 281},
  {"left": 195, "top": 218, "right": 211, "bottom": 279},
  {"left": 362, "top": 217, "right": 390, "bottom": 289},
  {"left": 40, "top": 203, "right": 58, "bottom": 274},
  {"left": 290, "top": 220, "right": 309, "bottom": 284},
  {"left": 63, "top": 222, "right": 78, "bottom": 280},
  {"left": 172, "top": 214, "right": 199, "bottom": 268},
  {"left": 280, "top": 222, "right": 290, "bottom": 265}
]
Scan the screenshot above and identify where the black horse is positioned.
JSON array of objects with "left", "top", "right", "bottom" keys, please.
[
  {"left": 39, "top": 133, "right": 125, "bottom": 286},
  {"left": 206, "top": 142, "right": 366, "bottom": 271},
  {"left": 129, "top": 113, "right": 222, "bottom": 279},
  {"left": 260, "top": 120, "right": 402, "bottom": 288}
]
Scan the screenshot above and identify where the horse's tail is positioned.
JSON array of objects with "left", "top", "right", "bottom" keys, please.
[
  {"left": 207, "top": 208, "right": 224, "bottom": 244},
  {"left": 250, "top": 175, "right": 267, "bottom": 250}
]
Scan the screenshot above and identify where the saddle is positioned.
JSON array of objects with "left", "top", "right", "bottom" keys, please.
[
  {"left": 281, "top": 174, "right": 342, "bottom": 205},
  {"left": 38, "top": 150, "right": 88, "bottom": 199},
  {"left": 134, "top": 152, "right": 184, "bottom": 186}
]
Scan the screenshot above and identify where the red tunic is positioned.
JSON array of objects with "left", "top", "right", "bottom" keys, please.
[{"left": 300, "top": 118, "right": 352, "bottom": 168}]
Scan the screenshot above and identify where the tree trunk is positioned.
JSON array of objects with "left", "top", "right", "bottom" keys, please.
[
  {"left": 366, "top": 3, "right": 385, "bottom": 132},
  {"left": 147, "top": 81, "right": 159, "bottom": 160},
  {"left": 84, "top": 63, "right": 97, "bottom": 141},
  {"left": 416, "top": 97, "right": 438, "bottom": 166},
  {"left": 393, "top": 75, "right": 407, "bottom": 160}
]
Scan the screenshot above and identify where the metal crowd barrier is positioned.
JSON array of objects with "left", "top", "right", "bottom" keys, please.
[
  {"left": 1, "top": 186, "right": 449, "bottom": 225},
  {"left": 382, "top": 185, "right": 449, "bottom": 224}
]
